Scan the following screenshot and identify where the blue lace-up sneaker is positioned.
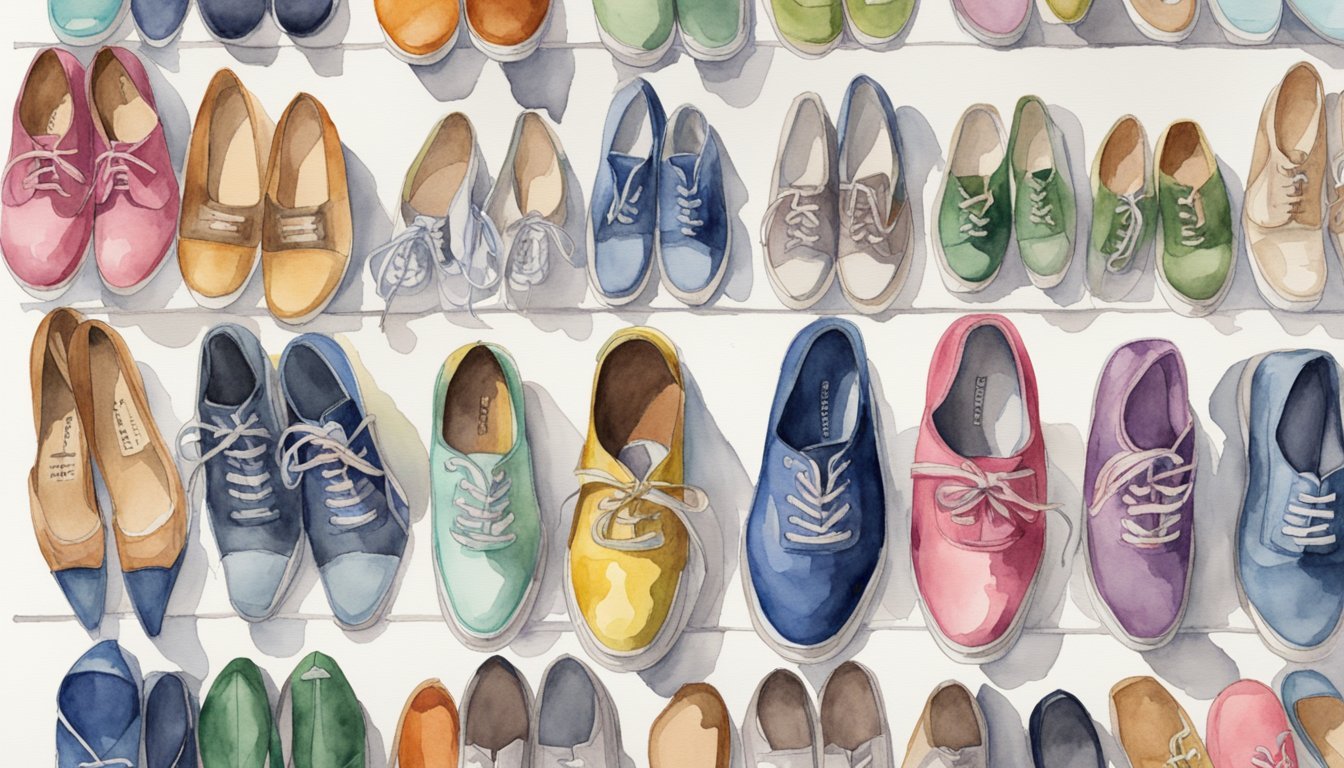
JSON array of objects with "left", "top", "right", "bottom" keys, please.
[
  {"left": 1238, "top": 349, "right": 1344, "bottom": 661},
  {"left": 57, "top": 640, "right": 141, "bottom": 768},
  {"left": 279, "top": 334, "right": 410, "bottom": 630},
  {"left": 589, "top": 78, "right": 665, "bottom": 306},
  {"left": 658, "top": 105, "right": 730, "bottom": 306},
  {"left": 743, "top": 318, "right": 887, "bottom": 662},
  {"left": 178, "top": 324, "right": 304, "bottom": 622},
  {"left": 144, "top": 672, "right": 198, "bottom": 768},
  {"left": 131, "top": 0, "right": 190, "bottom": 45}
]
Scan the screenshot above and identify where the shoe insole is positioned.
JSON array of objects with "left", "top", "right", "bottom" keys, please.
[
  {"left": 778, "top": 329, "right": 859, "bottom": 453},
  {"left": 203, "top": 334, "right": 256, "bottom": 407},
  {"left": 443, "top": 347, "right": 513, "bottom": 456},
  {"left": 516, "top": 116, "right": 561, "bottom": 217},
  {"left": 465, "top": 664, "right": 528, "bottom": 751},
  {"left": 1101, "top": 120, "right": 1145, "bottom": 196},
  {"left": 277, "top": 101, "right": 329, "bottom": 209},
  {"left": 781, "top": 104, "right": 827, "bottom": 189},
  {"left": 1013, "top": 103, "right": 1053, "bottom": 174},
  {"left": 1124, "top": 360, "right": 1177, "bottom": 451},
  {"left": 933, "top": 325, "right": 1025, "bottom": 458},
  {"left": 92, "top": 55, "right": 157, "bottom": 145},
  {"left": 409, "top": 116, "right": 472, "bottom": 217},
  {"left": 594, "top": 340, "right": 678, "bottom": 458},
  {"left": 207, "top": 88, "right": 260, "bottom": 208},
  {"left": 1277, "top": 67, "right": 1321, "bottom": 158},
  {"left": 1159, "top": 124, "right": 1209, "bottom": 188},
  {"left": 821, "top": 666, "right": 882, "bottom": 751},
  {"left": 38, "top": 337, "right": 93, "bottom": 540},
  {"left": 537, "top": 660, "right": 597, "bottom": 749},
  {"left": 409, "top": 163, "right": 467, "bottom": 219},
  {"left": 1277, "top": 357, "right": 1344, "bottom": 476},
  {"left": 758, "top": 673, "right": 813, "bottom": 751},
  {"left": 611, "top": 93, "right": 653, "bottom": 158},
  {"left": 842, "top": 95, "right": 895, "bottom": 188},
  {"left": 951, "top": 110, "right": 1003, "bottom": 178},
  {"left": 929, "top": 686, "right": 982, "bottom": 751},
  {"left": 19, "top": 51, "right": 73, "bottom": 139}
]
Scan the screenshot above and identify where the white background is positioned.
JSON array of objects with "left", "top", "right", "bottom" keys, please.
[{"left": 4, "top": 0, "right": 1344, "bottom": 764}]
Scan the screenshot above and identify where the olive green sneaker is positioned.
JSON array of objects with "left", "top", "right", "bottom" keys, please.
[
  {"left": 1154, "top": 120, "right": 1235, "bottom": 316},
  {"left": 935, "top": 104, "right": 1012, "bottom": 293},
  {"left": 200, "top": 658, "right": 283, "bottom": 768},
  {"left": 765, "top": 0, "right": 843, "bottom": 57},
  {"left": 1008, "top": 95, "right": 1077, "bottom": 289},
  {"left": 593, "top": 0, "right": 676, "bottom": 65},
  {"left": 1088, "top": 116, "right": 1156, "bottom": 302},
  {"left": 281, "top": 652, "right": 366, "bottom": 768},
  {"left": 844, "top": 0, "right": 915, "bottom": 48},
  {"left": 431, "top": 342, "right": 544, "bottom": 651},
  {"left": 678, "top": 0, "right": 749, "bottom": 60},
  {"left": 1039, "top": 0, "right": 1092, "bottom": 23}
]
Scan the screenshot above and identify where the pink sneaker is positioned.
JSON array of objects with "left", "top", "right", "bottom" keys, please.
[
  {"left": 911, "top": 313, "right": 1054, "bottom": 663},
  {"left": 2, "top": 48, "right": 94, "bottom": 299},
  {"left": 951, "top": 0, "right": 1031, "bottom": 46},
  {"left": 1208, "top": 680, "right": 1298, "bottom": 768},
  {"left": 88, "top": 47, "right": 179, "bottom": 295}
]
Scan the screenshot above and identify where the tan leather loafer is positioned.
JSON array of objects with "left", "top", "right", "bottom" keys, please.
[
  {"left": 262, "top": 93, "right": 351, "bottom": 326},
  {"left": 178, "top": 69, "right": 273, "bottom": 309},
  {"left": 376, "top": 0, "right": 461, "bottom": 64},
  {"left": 650, "top": 683, "right": 731, "bottom": 768},
  {"left": 1111, "top": 676, "right": 1213, "bottom": 768}
]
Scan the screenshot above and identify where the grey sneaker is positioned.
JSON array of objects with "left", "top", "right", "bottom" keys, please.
[
  {"left": 763, "top": 92, "right": 838, "bottom": 310},
  {"left": 742, "top": 669, "right": 823, "bottom": 768},
  {"left": 533, "top": 656, "right": 622, "bottom": 767}
]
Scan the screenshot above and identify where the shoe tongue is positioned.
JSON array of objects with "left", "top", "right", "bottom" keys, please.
[
  {"left": 854, "top": 172, "right": 893, "bottom": 218},
  {"left": 1284, "top": 148, "right": 1309, "bottom": 166},
  {"left": 608, "top": 153, "right": 649, "bottom": 189},
  {"left": 800, "top": 441, "right": 845, "bottom": 483},
  {"left": 467, "top": 452, "right": 503, "bottom": 474},
  {"left": 32, "top": 133, "right": 61, "bottom": 150},
  {"left": 1031, "top": 167, "right": 1054, "bottom": 185},
  {"left": 669, "top": 153, "right": 699, "bottom": 185},
  {"left": 957, "top": 175, "right": 988, "bottom": 196},
  {"left": 319, "top": 398, "right": 359, "bottom": 429},
  {"left": 618, "top": 439, "right": 668, "bottom": 481}
]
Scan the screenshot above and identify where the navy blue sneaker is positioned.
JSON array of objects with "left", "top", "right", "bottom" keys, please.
[
  {"left": 145, "top": 673, "right": 198, "bottom": 768},
  {"left": 57, "top": 641, "right": 141, "bottom": 768},
  {"left": 658, "top": 105, "right": 730, "bottom": 306},
  {"left": 279, "top": 334, "right": 409, "bottom": 630},
  {"left": 1238, "top": 349, "right": 1344, "bottom": 661},
  {"left": 131, "top": 0, "right": 189, "bottom": 44},
  {"left": 199, "top": 0, "right": 270, "bottom": 41},
  {"left": 1030, "top": 690, "right": 1103, "bottom": 768},
  {"left": 743, "top": 318, "right": 887, "bottom": 662},
  {"left": 274, "top": 0, "right": 338, "bottom": 37},
  {"left": 589, "top": 78, "right": 664, "bottom": 306},
  {"left": 178, "top": 324, "right": 304, "bottom": 622}
]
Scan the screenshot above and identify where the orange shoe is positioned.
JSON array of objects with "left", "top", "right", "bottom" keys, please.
[
  {"left": 389, "top": 679, "right": 459, "bottom": 767},
  {"left": 376, "top": 0, "right": 461, "bottom": 64},
  {"left": 465, "top": 0, "right": 550, "bottom": 60}
]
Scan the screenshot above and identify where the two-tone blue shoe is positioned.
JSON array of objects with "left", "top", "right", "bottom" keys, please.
[
  {"left": 658, "top": 105, "right": 730, "bottom": 306},
  {"left": 1282, "top": 670, "right": 1344, "bottom": 767},
  {"left": 279, "top": 334, "right": 410, "bottom": 630},
  {"left": 1239, "top": 349, "right": 1344, "bottom": 661},
  {"left": 144, "top": 672, "right": 199, "bottom": 768},
  {"left": 57, "top": 641, "right": 142, "bottom": 768},
  {"left": 742, "top": 318, "right": 887, "bottom": 662}
]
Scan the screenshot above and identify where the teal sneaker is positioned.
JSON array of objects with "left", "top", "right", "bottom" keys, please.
[
  {"left": 1154, "top": 120, "right": 1235, "bottom": 316},
  {"left": 765, "top": 0, "right": 843, "bottom": 57},
  {"left": 1208, "top": 0, "right": 1281, "bottom": 43},
  {"left": 593, "top": 0, "right": 677, "bottom": 65},
  {"left": 431, "top": 343, "right": 544, "bottom": 651},
  {"left": 49, "top": 0, "right": 128, "bottom": 46},
  {"left": 200, "top": 658, "right": 284, "bottom": 768},
  {"left": 678, "top": 0, "right": 749, "bottom": 60},
  {"left": 1009, "top": 95, "right": 1076, "bottom": 289},
  {"left": 935, "top": 104, "right": 1012, "bottom": 293},
  {"left": 844, "top": 0, "right": 915, "bottom": 49},
  {"left": 1087, "top": 116, "right": 1157, "bottom": 302},
  {"left": 282, "top": 652, "right": 366, "bottom": 768}
]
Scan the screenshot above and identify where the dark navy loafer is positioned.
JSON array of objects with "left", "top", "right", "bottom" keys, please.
[
  {"left": 1030, "top": 690, "right": 1104, "bottom": 768},
  {"left": 274, "top": 0, "right": 338, "bottom": 37},
  {"left": 199, "top": 0, "right": 270, "bottom": 41},
  {"left": 57, "top": 641, "right": 141, "bottom": 768},
  {"left": 131, "top": 0, "right": 190, "bottom": 44},
  {"left": 145, "top": 673, "right": 199, "bottom": 768}
]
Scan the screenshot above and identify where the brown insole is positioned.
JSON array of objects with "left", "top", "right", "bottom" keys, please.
[
  {"left": 929, "top": 686, "right": 982, "bottom": 751},
  {"left": 20, "top": 51, "right": 72, "bottom": 139},
  {"left": 464, "top": 663, "right": 528, "bottom": 751},
  {"left": 1296, "top": 698, "right": 1344, "bottom": 767},
  {"left": 821, "top": 666, "right": 882, "bottom": 750},
  {"left": 410, "top": 116, "right": 472, "bottom": 217},
  {"left": 758, "top": 673, "right": 814, "bottom": 751},
  {"left": 594, "top": 340, "right": 679, "bottom": 457},
  {"left": 1276, "top": 67, "right": 1320, "bottom": 156},
  {"left": 207, "top": 87, "right": 260, "bottom": 208},
  {"left": 277, "top": 101, "right": 329, "bottom": 209},
  {"left": 1101, "top": 120, "right": 1144, "bottom": 196},
  {"left": 37, "top": 339, "right": 93, "bottom": 540},
  {"left": 91, "top": 54, "right": 157, "bottom": 145},
  {"left": 1159, "top": 124, "right": 1209, "bottom": 188},
  {"left": 515, "top": 115, "right": 562, "bottom": 217},
  {"left": 443, "top": 347, "right": 513, "bottom": 456}
]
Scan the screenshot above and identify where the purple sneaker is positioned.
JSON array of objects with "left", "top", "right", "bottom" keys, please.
[{"left": 1084, "top": 339, "right": 1196, "bottom": 650}]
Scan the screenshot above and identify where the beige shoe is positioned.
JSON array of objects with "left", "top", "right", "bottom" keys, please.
[
  {"left": 649, "top": 683, "right": 732, "bottom": 768},
  {"left": 178, "top": 69, "right": 273, "bottom": 309},
  {"left": 1123, "top": 0, "right": 1197, "bottom": 41},
  {"left": 900, "top": 681, "right": 987, "bottom": 768},
  {"left": 261, "top": 93, "right": 351, "bottom": 325},
  {"left": 1245, "top": 62, "right": 1328, "bottom": 311},
  {"left": 1111, "top": 676, "right": 1213, "bottom": 768}
]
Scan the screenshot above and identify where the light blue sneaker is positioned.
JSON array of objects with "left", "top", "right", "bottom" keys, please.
[
  {"left": 49, "top": 0, "right": 128, "bottom": 46},
  {"left": 278, "top": 334, "right": 410, "bottom": 630},
  {"left": 1282, "top": 670, "right": 1344, "bottom": 767},
  {"left": 1238, "top": 349, "right": 1344, "bottom": 661},
  {"left": 57, "top": 640, "right": 141, "bottom": 768},
  {"left": 1208, "top": 0, "right": 1281, "bottom": 43},
  {"left": 589, "top": 78, "right": 665, "bottom": 306},
  {"left": 1287, "top": 0, "right": 1344, "bottom": 44},
  {"left": 658, "top": 105, "right": 730, "bottom": 306},
  {"left": 178, "top": 324, "right": 304, "bottom": 622}
]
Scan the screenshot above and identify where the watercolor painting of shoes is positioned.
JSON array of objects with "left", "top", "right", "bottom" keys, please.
[
  {"left": 391, "top": 679, "right": 459, "bottom": 767},
  {"left": 200, "top": 657, "right": 285, "bottom": 767},
  {"left": 934, "top": 104, "right": 1011, "bottom": 294},
  {"left": 131, "top": 0, "right": 190, "bottom": 46},
  {"left": 1282, "top": 670, "right": 1344, "bottom": 767},
  {"left": 900, "top": 682, "right": 988, "bottom": 767},
  {"left": 281, "top": 652, "right": 365, "bottom": 767},
  {"left": 765, "top": 0, "right": 842, "bottom": 57},
  {"left": 819, "top": 662, "right": 892, "bottom": 768},
  {"left": 274, "top": 0, "right": 339, "bottom": 39},
  {"left": 741, "top": 669, "right": 822, "bottom": 767},
  {"left": 1208, "top": 0, "right": 1281, "bottom": 43},
  {"left": 1038, "top": 0, "right": 1090, "bottom": 24},
  {"left": 1287, "top": 0, "right": 1344, "bottom": 44},
  {"left": 56, "top": 641, "right": 141, "bottom": 768},
  {"left": 1030, "top": 690, "right": 1103, "bottom": 768},
  {"left": 679, "top": 0, "right": 749, "bottom": 60},
  {"left": 144, "top": 672, "right": 199, "bottom": 768},
  {"left": 1110, "top": 677, "right": 1212, "bottom": 768},
  {"left": 460, "top": 656, "right": 533, "bottom": 767},
  {"left": 1087, "top": 116, "right": 1155, "bottom": 302},
  {"left": 1153, "top": 120, "right": 1234, "bottom": 317},
  {"left": 592, "top": 0, "right": 676, "bottom": 65},
  {"left": 199, "top": 0, "right": 270, "bottom": 42},
  {"left": 763, "top": 93, "right": 838, "bottom": 309},
  {"left": 650, "top": 684, "right": 732, "bottom": 768},
  {"left": 377, "top": 0, "right": 461, "bottom": 64},
  {"left": 533, "top": 655, "right": 623, "bottom": 767}
]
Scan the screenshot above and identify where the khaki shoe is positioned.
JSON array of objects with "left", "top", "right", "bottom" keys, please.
[
  {"left": 1123, "top": 0, "right": 1197, "bottom": 41},
  {"left": 650, "top": 683, "right": 731, "bottom": 768},
  {"left": 262, "top": 93, "right": 351, "bottom": 325},
  {"left": 900, "top": 681, "right": 987, "bottom": 768},
  {"left": 1245, "top": 62, "right": 1328, "bottom": 311},
  {"left": 1110, "top": 676, "right": 1213, "bottom": 768},
  {"left": 178, "top": 69, "right": 273, "bottom": 309}
]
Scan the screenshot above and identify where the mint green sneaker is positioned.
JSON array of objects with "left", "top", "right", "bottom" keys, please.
[
  {"left": 1009, "top": 95, "right": 1076, "bottom": 289},
  {"left": 678, "top": 0, "right": 749, "bottom": 60},
  {"left": 200, "top": 658, "right": 284, "bottom": 768},
  {"left": 282, "top": 653, "right": 365, "bottom": 768},
  {"left": 765, "top": 0, "right": 843, "bottom": 57},
  {"left": 1154, "top": 120, "right": 1235, "bottom": 316},
  {"left": 49, "top": 0, "right": 128, "bottom": 46},
  {"left": 1088, "top": 116, "right": 1156, "bottom": 302},
  {"left": 935, "top": 104, "right": 1012, "bottom": 293},
  {"left": 431, "top": 342, "right": 543, "bottom": 651},
  {"left": 844, "top": 0, "right": 915, "bottom": 49},
  {"left": 593, "top": 0, "right": 677, "bottom": 65}
]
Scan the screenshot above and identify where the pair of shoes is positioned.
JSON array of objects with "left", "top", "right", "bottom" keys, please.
[
  {"left": 742, "top": 318, "right": 886, "bottom": 662},
  {"left": 650, "top": 684, "right": 732, "bottom": 768},
  {"left": 57, "top": 642, "right": 198, "bottom": 768},
  {"left": 378, "top": 0, "right": 553, "bottom": 64},
  {"left": 371, "top": 110, "right": 581, "bottom": 318},
  {"left": 391, "top": 656, "right": 622, "bottom": 767},
  {"left": 3, "top": 47, "right": 178, "bottom": 298},
  {"left": 430, "top": 342, "right": 544, "bottom": 650},
  {"left": 590, "top": 79, "right": 730, "bottom": 307},
  {"left": 763, "top": 78, "right": 913, "bottom": 312},
  {"left": 952, "top": 0, "right": 1091, "bottom": 44},
  {"left": 935, "top": 97, "right": 1076, "bottom": 294},
  {"left": 178, "top": 326, "right": 409, "bottom": 629},
  {"left": 766, "top": 0, "right": 913, "bottom": 56},
  {"left": 200, "top": 658, "right": 283, "bottom": 766},
  {"left": 198, "top": 0, "right": 343, "bottom": 42},
  {"left": 180, "top": 70, "right": 351, "bottom": 324},
  {"left": 742, "top": 664, "right": 890, "bottom": 768},
  {"left": 595, "top": 0, "right": 747, "bottom": 65},
  {"left": 29, "top": 309, "right": 187, "bottom": 636},
  {"left": 1282, "top": 670, "right": 1344, "bottom": 767},
  {"left": 567, "top": 326, "right": 711, "bottom": 671}
]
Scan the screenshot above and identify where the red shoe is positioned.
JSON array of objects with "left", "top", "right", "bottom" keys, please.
[{"left": 911, "top": 313, "right": 1054, "bottom": 663}]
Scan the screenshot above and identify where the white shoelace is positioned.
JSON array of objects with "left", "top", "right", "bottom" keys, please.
[
  {"left": 4, "top": 146, "right": 85, "bottom": 195},
  {"left": 1277, "top": 163, "right": 1309, "bottom": 219},
  {"left": 59, "top": 709, "right": 134, "bottom": 768},
  {"left": 761, "top": 189, "right": 821, "bottom": 250},
  {"left": 605, "top": 164, "right": 644, "bottom": 226},
  {"left": 842, "top": 179, "right": 896, "bottom": 246},
  {"left": 911, "top": 460, "right": 1059, "bottom": 525},
  {"left": 1284, "top": 480, "right": 1337, "bottom": 547},
  {"left": 1089, "top": 428, "right": 1195, "bottom": 546},
  {"left": 445, "top": 456, "right": 515, "bottom": 550},
  {"left": 503, "top": 212, "right": 577, "bottom": 291},
  {"left": 96, "top": 146, "right": 155, "bottom": 194},
  {"left": 957, "top": 179, "right": 995, "bottom": 238},
  {"left": 202, "top": 206, "right": 245, "bottom": 233},
  {"left": 177, "top": 412, "right": 278, "bottom": 523},
  {"left": 1175, "top": 191, "right": 1206, "bottom": 247},
  {"left": 279, "top": 213, "right": 320, "bottom": 244},
  {"left": 1027, "top": 174, "right": 1056, "bottom": 227},
  {"left": 783, "top": 451, "right": 853, "bottom": 545},
  {"left": 279, "top": 417, "right": 388, "bottom": 527},
  {"left": 1165, "top": 715, "right": 1201, "bottom": 768},
  {"left": 1251, "top": 732, "right": 1295, "bottom": 768},
  {"left": 574, "top": 468, "right": 708, "bottom": 551},
  {"left": 674, "top": 180, "right": 704, "bottom": 237},
  {"left": 1105, "top": 193, "right": 1145, "bottom": 271}
]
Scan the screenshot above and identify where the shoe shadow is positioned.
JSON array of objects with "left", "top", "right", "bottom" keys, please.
[
  {"left": 881, "top": 105, "right": 940, "bottom": 315},
  {"left": 710, "top": 125, "right": 753, "bottom": 305},
  {"left": 501, "top": 2, "right": 574, "bottom": 121},
  {"left": 411, "top": 42, "right": 490, "bottom": 103},
  {"left": 293, "top": 0, "right": 352, "bottom": 76},
  {"left": 977, "top": 685, "right": 1032, "bottom": 767},
  {"left": 695, "top": 8, "right": 772, "bottom": 110},
  {"left": 1040, "top": 103, "right": 1090, "bottom": 311}
]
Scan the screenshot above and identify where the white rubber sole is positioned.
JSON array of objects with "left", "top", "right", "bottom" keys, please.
[
  {"left": 596, "top": 20, "right": 676, "bottom": 67},
  {"left": 382, "top": 23, "right": 460, "bottom": 65},
  {"left": 1121, "top": 0, "right": 1197, "bottom": 42}
]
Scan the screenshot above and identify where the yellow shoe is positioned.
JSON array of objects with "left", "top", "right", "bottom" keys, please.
[{"left": 566, "top": 326, "right": 709, "bottom": 671}]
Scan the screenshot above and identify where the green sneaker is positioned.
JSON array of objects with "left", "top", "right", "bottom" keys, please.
[
  {"left": 200, "top": 658, "right": 283, "bottom": 768},
  {"left": 1008, "top": 95, "right": 1076, "bottom": 289},
  {"left": 283, "top": 652, "right": 365, "bottom": 768},
  {"left": 1154, "top": 120, "right": 1235, "bottom": 316},
  {"left": 765, "top": 0, "right": 843, "bottom": 57},
  {"left": 593, "top": 0, "right": 676, "bottom": 65},
  {"left": 844, "top": 0, "right": 915, "bottom": 48},
  {"left": 678, "top": 0, "right": 748, "bottom": 60},
  {"left": 1041, "top": 0, "right": 1092, "bottom": 23},
  {"left": 935, "top": 104, "right": 1012, "bottom": 293},
  {"left": 1088, "top": 115, "right": 1156, "bottom": 302},
  {"left": 431, "top": 342, "right": 543, "bottom": 651}
]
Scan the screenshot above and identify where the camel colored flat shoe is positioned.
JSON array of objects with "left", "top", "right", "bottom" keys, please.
[
  {"left": 262, "top": 93, "right": 351, "bottom": 325},
  {"left": 377, "top": 0, "right": 461, "bottom": 64},
  {"left": 1110, "top": 677, "right": 1212, "bottom": 768},
  {"left": 650, "top": 684, "right": 732, "bottom": 768},
  {"left": 390, "top": 679, "right": 459, "bottom": 767}
]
